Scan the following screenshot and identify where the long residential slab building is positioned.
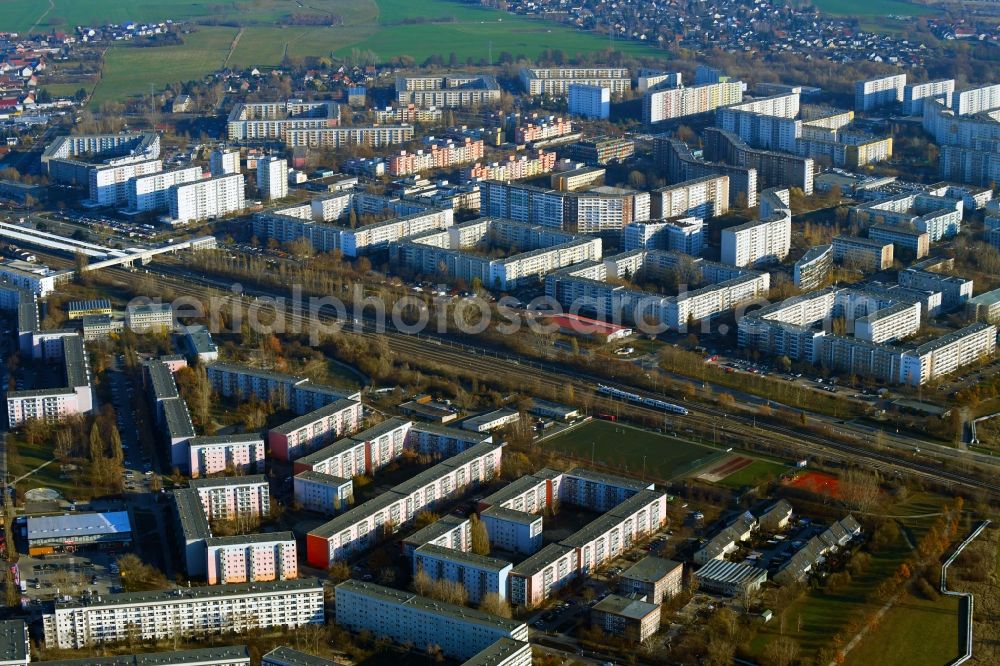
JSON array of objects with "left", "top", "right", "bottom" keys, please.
[{"left": 43, "top": 579, "right": 324, "bottom": 649}]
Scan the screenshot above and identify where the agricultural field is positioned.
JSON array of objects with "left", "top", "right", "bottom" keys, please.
[
  {"left": 543, "top": 420, "right": 722, "bottom": 481},
  {"left": 89, "top": 27, "right": 238, "bottom": 105},
  {"left": 811, "top": 0, "right": 935, "bottom": 17},
  {"left": 0, "top": 0, "right": 376, "bottom": 33},
  {"left": 32, "top": 0, "right": 666, "bottom": 103}
]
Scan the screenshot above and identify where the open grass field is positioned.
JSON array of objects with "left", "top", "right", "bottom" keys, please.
[
  {"left": 812, "top": 0, "right": 935, "bottom": 17},
  {"left": 0, "top": 0, "right": 377, "bottom": 33},
  {"left": 89, "top": 27, "right": 238, "bottom": 105},
  {"left": 543, "top": 420, "right": 722, "bottom": 481},
  {"left": 843, "top": 591, "right": 960, "bottom": 665},
  {"left": 711, "top": 458, "right": 788, "bottom": 489},
  {"left": 35, "top": 0, "right": 666, "bottom": 103},
  {"left": 752, "top": 528, "right": 914, "bottom": 660},
  {"left": 7, "top": 433, "right": 86, "bottom": 501}
]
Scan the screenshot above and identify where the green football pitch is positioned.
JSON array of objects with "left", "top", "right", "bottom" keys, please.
[{"left": 544, "top": 420, "right": 723, "bottom": 481}]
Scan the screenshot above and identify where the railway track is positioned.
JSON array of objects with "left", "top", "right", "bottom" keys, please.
[{"left": 99, "top": 263, "right": 1000, "bottom": 498}]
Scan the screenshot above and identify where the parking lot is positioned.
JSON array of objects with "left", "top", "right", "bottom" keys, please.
[{"left": 19, "top": 550, "right": 123, "bottom": 604}]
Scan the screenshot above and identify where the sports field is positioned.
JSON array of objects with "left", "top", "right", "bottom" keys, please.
[
  {"left": 543, "top": 420, "right": 722, "bottom": 481},
  {"left": 698, "top": 455, "right": 788, "bottom": 489}
]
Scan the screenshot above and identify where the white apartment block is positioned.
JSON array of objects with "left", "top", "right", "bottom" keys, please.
[
  {"left": 187, "top": 434, "right": 266, "bottom": 478},
  {"left": 520, "top": 68, "right": 630, "bottom": 97},
  {"left": 227, "top": 100, "right": 341, "bottom": 141},
  {"left": 89, "top": 159, "right": 163, "bottom": 206},
  {"left": 42, "top": 579, "right": 324, "bottom": 649},
  {"left": 6, "top": 333, "right": 93, "bottom": 428},
  {"left": 413, "top": 543, "right": 512, "bottom": 603},
  {"left": 949, "top": 83, "right": 1000, "bottom": 116},
  {"left": 257, "top": 156, "right": 288, "bottom": 201},
  {"left": 560, "top": 468, "right": 653, "bottom": 513},
  {"left": 204, "top": 532, "right": 298, "bottom": 585},
  {"left": 0, "top": 261, "right": 68, "bottom": 298},
  {"left": 898, "top": 269, "right": 973, "bottom": 311},
  {"left": 510, "top": 489, "right": 667, "bottom": 607},
  {"left": 651, "top": 175, "right": 730, "bottom": 220},
  {"left": 283, "top": 126, "right": 414, "bottom": 149},
  {"left": 394, "top": 217, "right": 601, "bottom": 290},
  {"left": 125, "top": 166, "right": 203, "bottom": 213},
  {"left": 402, "top": 515, "right": 472, "bottom": 559},
  {"left": 481, "top": 505, "right": 543, "bottom": 555},
  {"left": 900, "top": 322, "right": 996, "bottom": 385},
  {"left": 643, "top": 81, "right": 744, "bottom": 124},
  {"left": 568, "top": 84, "right": 610, "bottom": 119},
  {"left": 210, "top": 148, "right": 241, "bottom": 176},
  {"left": 190, "top": 475, "right": 270, "bottom": 522},
  {"left": 395, "top": 75, "right": 501, "bottom": 108},
  {"left": 831, "top": 235, "right": 895, "bottom": 271},
  {"left": 903, "top": 79, "right": 955, "bottom": 115},
  {"left": 623, "top": 218, "right": 705, "bottom": 256},
  {"left": 294, "top": 470, "right": 354, "bottom": 514},
  {"left": 335, "top": 580, "right": 528, "bottom": 661},
  {"left": 125, "top": 302, "right": 174, "bottom": 333},
  {"left": 855, "top": 74, "right": 906, "bottom": 111},
  {"left": 168, "top": 174, "right": 246, "bottom": 224},
  {"left": 306, "top": 442, "right": 503, "bottom": 567},
  {"left": 854, "top": 301, "right": 921, "bottom": 344},
  {"left": 267, "top": 397, "right": 363, "bottom": 461},
  {"left": 404, "top": 423, "right": 492, "bottom": 458},
  {"left": 720, "top": 189, "right": 791, "bottom": 267},
  {"left": 637, "top": 69, "right": 683, "bottom": 93}
]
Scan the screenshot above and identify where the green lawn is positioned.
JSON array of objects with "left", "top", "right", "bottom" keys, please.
[
  {"left": 713, "top": 459, "right": 788, "bottom": 489},
  {"left": 752, "top": 530, "right": 915, "bottom": 660},
  {"left": 543, "top": 420, "right": 722, "bottom": 481},
  {"left": 812, "top": 0, "right": 935, "bottom": 17},
  {"left": 843, "top": 592, "right": 960, "bottom": 666},
  {"left": 7, "top": 433, "right": 88, "bottom": 501}
]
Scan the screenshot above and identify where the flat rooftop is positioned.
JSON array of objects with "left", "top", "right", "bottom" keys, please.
[
  {"left": 27, "top": 511, "right": 131, "bottom": 542},
  {"left": 592, "top": 594, "right": 659, "bottom": 620},
  {"left": 621, "top": 556, "right": 683, "bottom": 584}
]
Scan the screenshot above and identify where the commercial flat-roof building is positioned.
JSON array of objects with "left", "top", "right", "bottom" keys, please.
[
  {"left": 26, "top": 511, "right": 131, "bottom": 553},
  {"left": 619, "top": 556, "right": 684, "bottom": 604},
  {"left": 591, "top": 594, "right": 661, "bottom": 643},
  {"left": 335, "top": 579, "right": 528, "bottom": 661},
  {"left": 43, "top": 579, "right": 324, "bottom": 649},
  {"left": 262, "top": 647, "right": 344, "bottom": 666},
  {"left": 0, "top": 620, "right": 28, "bottom": 666},
  {"left": 462, "top": 409, "right": 520, "bottom": 433},
  {"left": 695, "top": 559, "right": 767, "bottom": 596}
]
